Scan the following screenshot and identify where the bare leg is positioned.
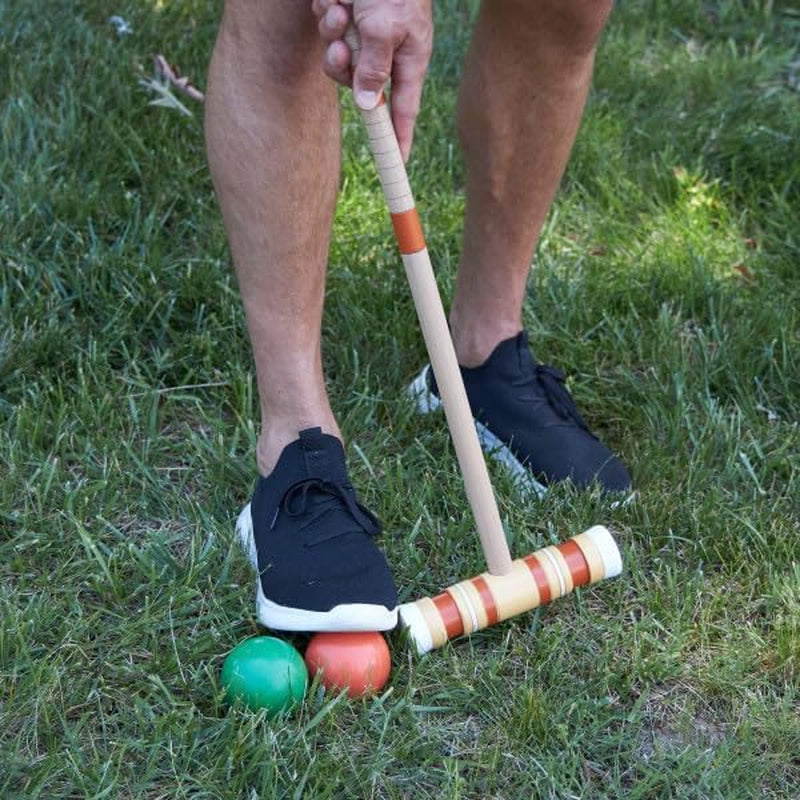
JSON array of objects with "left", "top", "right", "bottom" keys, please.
[
  {"left": 450, "top": 0, "right": 613, "bottom": 366},
  {"left": 206, "top": 1, "right": 341, "bottom": 475}
]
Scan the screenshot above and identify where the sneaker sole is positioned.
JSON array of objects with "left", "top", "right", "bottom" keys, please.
[
  {"left": 407, "top": 365, "right": 547, "bottom": 499},
  {"left": 235, "top": 504, "right": 399, "bottom": 633}
]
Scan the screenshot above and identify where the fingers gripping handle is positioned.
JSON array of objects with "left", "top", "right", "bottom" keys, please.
[{"left": 344, "top": 23, "right": 514, "bottom": 576}]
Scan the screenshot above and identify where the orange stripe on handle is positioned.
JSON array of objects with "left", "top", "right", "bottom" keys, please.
[
  {"left": 557, "top": 540, "right": 591, "bottom": 587},
  {"left": 432, "top": 592, "right": 464, "bottom": 639},
  {"left": 391, "top": 209, "right": 425, "bottom": 255}
]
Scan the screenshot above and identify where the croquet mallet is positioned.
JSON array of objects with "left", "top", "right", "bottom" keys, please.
[{"left": 344, "top": 24, "right": 622, "bottom": 654}]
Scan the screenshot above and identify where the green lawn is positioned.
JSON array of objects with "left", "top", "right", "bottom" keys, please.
[{"left": 2, "top": 1, "right": 798, "bottom": 797}]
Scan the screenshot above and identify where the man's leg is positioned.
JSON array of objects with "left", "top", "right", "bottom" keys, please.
[
  {"left": 423, "top": 0, "right": 630, "bottom": 493},
  {"left": 206, "top": 1, "right": 397, "bottom": 630},
  {"left": 206, "top": 0, "right": 340, "bottom": 476},
  {"left": 451, "top": 0, "right": 613, "bottom": 366}
]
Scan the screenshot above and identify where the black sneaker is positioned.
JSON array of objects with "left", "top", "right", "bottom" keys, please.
[
  {"left": 235, "top": 428, "right": 398, "bottom": 632},
  {"left": 408, "top": 331, "right": 631, "bottom": 496}
]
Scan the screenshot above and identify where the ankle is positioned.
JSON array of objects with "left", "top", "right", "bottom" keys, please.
[
  {"left": 257, "top": 415, "right": 342, "bottom": 476},
  {"left": 449, "top": 314, "right": 522, "bottom": 368}
]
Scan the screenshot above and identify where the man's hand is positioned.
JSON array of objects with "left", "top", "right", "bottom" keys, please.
[{"left": 311, "top": 0, "right": 433, "bottom": 161}]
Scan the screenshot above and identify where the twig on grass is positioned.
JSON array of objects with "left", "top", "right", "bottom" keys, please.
[
  {"left": 139, "top": 55, "right": 205, "bottom": 116},
  {"left": 153, "top": 55, "right": 205, "bottom": 103}
]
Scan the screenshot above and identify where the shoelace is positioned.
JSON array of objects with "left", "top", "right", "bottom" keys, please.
[
  {"left": 513, "top": 364, "right": 589, "bottom": 430},
  {"left": 271, "top": 478, "right": 381, "bottom": 546}
]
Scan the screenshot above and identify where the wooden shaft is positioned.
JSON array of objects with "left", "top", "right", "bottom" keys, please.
[
  {"left": 399, "top": 525, "right": 623, "bottom": 654},
  {"left": 345, "top": 25, "right": 513, "bottom": 575}
]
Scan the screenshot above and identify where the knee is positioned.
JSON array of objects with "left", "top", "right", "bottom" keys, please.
[
  {"left": 215, "top": 0, "right": 320, "bottom": 89},
  {"left": 535, "top": 0, "right": 613, "bottom": 55}
]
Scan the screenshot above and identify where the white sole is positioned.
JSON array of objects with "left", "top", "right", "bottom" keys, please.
[
  {"left": 235, "top": 504, "right": 398, "bottom": 633},
  {"left": 407, "top": 365, "right": 548, "bottom": 499}
]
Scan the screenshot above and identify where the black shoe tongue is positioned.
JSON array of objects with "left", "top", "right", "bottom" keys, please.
[
  {"left": 298, "top": 427, "right": 348, "bottom": 483},
  {"left": 509, "top": 330, "right": 532, "bottom": 372},
  {"left": 266, "top": 428, "right": 349, "bottom": 494}
]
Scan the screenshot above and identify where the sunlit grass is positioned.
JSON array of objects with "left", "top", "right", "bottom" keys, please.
[{"left": 1, "top": 0, "right": 798, "bottom": 797}]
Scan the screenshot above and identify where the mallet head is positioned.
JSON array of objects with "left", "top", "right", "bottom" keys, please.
[{"left": 399, "top": 525, "right": 622, "bottom": 654}]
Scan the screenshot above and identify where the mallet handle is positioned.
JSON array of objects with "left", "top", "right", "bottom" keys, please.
[{"left": 344, "top": 25, "right": 513, "bottom": 576}]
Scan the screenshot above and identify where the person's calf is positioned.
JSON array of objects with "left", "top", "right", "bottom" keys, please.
[
  {"left": 449, "top": 1, "right": 613, "bottom": 368},
  {"left": 206, "top": 2, "right": 342, "bottom": 479}
]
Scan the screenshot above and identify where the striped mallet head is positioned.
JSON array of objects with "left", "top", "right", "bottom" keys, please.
[{"left": 398, "top": 526, "right": 622, "bottom": 654}]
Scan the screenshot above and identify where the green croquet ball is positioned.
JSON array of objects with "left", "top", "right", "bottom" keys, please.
[{"left": 221, "top": 636, "right": 308, "bottom": 715}]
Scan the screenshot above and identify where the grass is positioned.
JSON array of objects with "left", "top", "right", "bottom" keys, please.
[{"left": 1, "top": 0, "right": 798, "bottom": 797}]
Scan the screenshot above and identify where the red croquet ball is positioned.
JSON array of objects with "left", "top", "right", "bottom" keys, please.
[{"left": 304, "top": 631, "right": 391, "bottom": 698}]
